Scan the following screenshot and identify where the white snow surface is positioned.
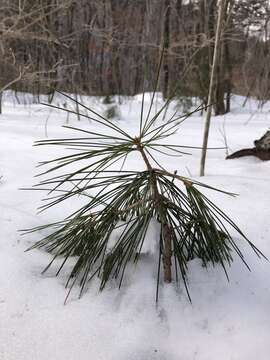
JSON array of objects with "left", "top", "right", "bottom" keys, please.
[{"left": 0, "top": 92, "right": 270, "bottom": 360}]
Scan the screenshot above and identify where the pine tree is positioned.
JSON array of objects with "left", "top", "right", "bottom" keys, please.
[{"left": 25, "top": 86, "right": 265, "bottom": 303}]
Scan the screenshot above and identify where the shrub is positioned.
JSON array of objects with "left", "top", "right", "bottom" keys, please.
[{"left": 24, "top": 89, "right": 266, "bottom": 303}]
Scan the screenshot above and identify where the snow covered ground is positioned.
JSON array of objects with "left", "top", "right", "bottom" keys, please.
[{"left": 0, "top": 92, "right": 270, "bottom": 360}]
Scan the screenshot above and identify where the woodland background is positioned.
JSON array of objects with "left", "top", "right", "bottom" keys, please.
[{"left": 1, "top": 0, "right": 270, "bottom": 114}]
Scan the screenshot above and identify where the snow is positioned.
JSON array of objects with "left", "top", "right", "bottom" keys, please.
[{"left": 0, "top": 92, "right": 270, "bottom": 360}]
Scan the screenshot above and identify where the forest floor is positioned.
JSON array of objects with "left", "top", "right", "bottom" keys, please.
[{"left": 0, "top": 92, "right": 270, "bottom": 360}]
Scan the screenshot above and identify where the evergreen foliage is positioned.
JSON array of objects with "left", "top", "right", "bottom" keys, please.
[{"left": 25, "top": 88, "right": 265, "bottom": 302}]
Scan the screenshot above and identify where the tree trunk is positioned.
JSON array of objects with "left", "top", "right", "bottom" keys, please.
[
  {"left": 163, "top": 0, "right": 170, "bottom": 99},
  {"left": 225, "top": 43, "right": 232, "bottom": 114},
  {"left": 136, "top": 139, "right": 172, "bottom": 283},
  {"left": 214, "top": 39, "right": 226, "bottom": 115},
  {"left": 163, "top": 224, "right": 172, "bottom": 282},
  {"left": 200, "top": 0, "right": 226, "bottom": 177},
  {"left": 214, "top": 0, "right": 232, "bottom": 115}
]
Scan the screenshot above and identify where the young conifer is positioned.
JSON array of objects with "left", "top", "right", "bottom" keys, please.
[{"left": 25, "top": 58, "right": 266, "bottom": 302}]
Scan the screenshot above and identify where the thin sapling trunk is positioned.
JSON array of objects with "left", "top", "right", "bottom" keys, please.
[
  {"left": 135, "top": 137, "right": 172, "bottom": 283},
  {"left": 200, "top": 0, "right": 226, "bottom": 176}
]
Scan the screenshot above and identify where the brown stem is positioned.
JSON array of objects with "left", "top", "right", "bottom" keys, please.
[
  {"left": 134, "top": 137, "right": 152, "bottom": 171},
  {"left": 162, "top": 224, "right": 172, "bottom": 282},
  {"left": 134, "top": 137, "right": 172, "bottom": 283}
]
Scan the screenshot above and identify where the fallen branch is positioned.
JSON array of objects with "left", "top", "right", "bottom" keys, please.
[{"left": 226, "top": 148, "right": 270, "bottom": 161}]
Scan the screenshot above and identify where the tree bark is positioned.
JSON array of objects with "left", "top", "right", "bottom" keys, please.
[
  {"left": 226, "top": 148, "right": 270, "bottom": 161},
  {"left": 200, "top": 0, "right": 226, "bottom": 176},
  {"left": 163, "top": 224, "right": 172, "bottom": 282},
  {"left": 163, "top": 0, "right": 170, "bottom": 99},
  {"left": 135, "top": 138, "right": 172, "bottom": 283}
]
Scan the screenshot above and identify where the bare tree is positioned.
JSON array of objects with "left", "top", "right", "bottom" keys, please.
[
  {"left": 200, "top": 0, "right": 226, "bottom": 177},
  {"left": 0, "top": 0, "right": 74, "bottom": 112},
  {"left": 163, "top": 0, "right": 171, "bottom": 99},
  {"left": 0, "top": 0, "right": 269, "bottom": 110}
]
